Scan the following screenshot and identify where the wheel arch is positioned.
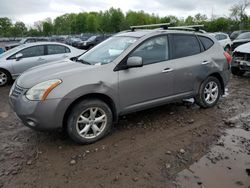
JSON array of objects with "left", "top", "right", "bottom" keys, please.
[
  {"left": 208, "top": 72, "right": 225, "bottom": 94},
  {"left": 63, "top": 93, "right": 118, "bottom": 130}
]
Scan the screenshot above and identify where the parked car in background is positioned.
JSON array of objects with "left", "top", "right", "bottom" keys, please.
[
  {"left": 231, "top": 32, "right": 250, "bottom": 51},
  {"left": 231, "top": 42, "right": 250, "bottom": 76},
  {"left": 9, "top": 25, "right": 231, "bottom": 144},
  {"left": 210, "top": 32, "right": 232, "bottom": 52},
  {"left": 77, "top": 35, "right": 110, "bottom": 50},
  {"left": 5, "top": 37, "right": 49, "bottom": 51},
  {"left": 65, "top": 37, "right": 82, "bottom": 47},
  {"left": 230, "top": 30, "right": 250, "bottom": 41},
  {"left": 50, "top": 36, "right": 67, "bottom": 43},
  {"left": 0, "top": 42, "right": 85, "bottom": 86}
]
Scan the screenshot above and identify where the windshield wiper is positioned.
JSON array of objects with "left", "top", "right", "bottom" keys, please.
[{"left": 76, "top": 59, "right": 91, "bottom": 65}]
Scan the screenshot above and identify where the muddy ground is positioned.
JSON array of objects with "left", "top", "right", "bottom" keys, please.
[{"left": 0, "top": 74, "right": 249, "bottom": 188}]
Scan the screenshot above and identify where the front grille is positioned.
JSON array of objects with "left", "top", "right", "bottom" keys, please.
[
  {"left": 11, "top": 84, "right": 24, "bottom": 98},
  {"left": 234, "top": 52, "right": 250, "bottom": 61}
]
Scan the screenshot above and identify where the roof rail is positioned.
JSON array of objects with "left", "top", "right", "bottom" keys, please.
[
  {"left": 130, "top": 23, "right": 170, "bottom": 31},
  {"left": 168, "top": 25, "right": 204, "bottom": 32}
]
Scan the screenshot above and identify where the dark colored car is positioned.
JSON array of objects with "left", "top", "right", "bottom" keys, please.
[
  {"left": 65, "top": 37, "right": 82, "bottom": 47},
  {"left": 230, "top": 30, "right": 250, "bottom": 41},
  {"left": 5, "top": 37, "right": 49, "bottom": 51},
  {"left": 77, "top": 35, "right": 110, "bottom": 50},
  {"left": 231, "top": 32, "right": 250, "bottom": 51}
]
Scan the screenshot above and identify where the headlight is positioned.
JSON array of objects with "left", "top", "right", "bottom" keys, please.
[{"left": 26, "top": 79, "right": 62, "bottom": 101}]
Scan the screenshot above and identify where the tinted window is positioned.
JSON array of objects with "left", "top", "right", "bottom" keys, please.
[
  {"left": 172, "top": 34, "right": 201, "bottom": 59},
  {"left": 236, "top": 32, "right": 250, "bottom": 39},
  {"left": 219, "top": 34, "right": 227, "bottom": 40},
  {"left": 129, "top": 36, "right": 169, "bottom": 65},
  {"left": 47, "top": 45, "right": 70, "bottom": 55},
  {"left": 19, "top": 45, "right": 45, "bottom": 58},
  {"left": 198, "top": 36, "right": 214, "bottom": 50}
]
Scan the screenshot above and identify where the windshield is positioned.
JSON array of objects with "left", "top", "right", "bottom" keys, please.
[
  {"left": 78, "top": 36, "right": 138, "bottom": 65},
  {"left": 0, "top": 45, "right": 24, "bottom": 58},
  {"left": 19, "top": 38, "right": 26, "bottom": 44},
  {"left": 236, "top": 32, "right": 250, "bottom": 40},
  {"left": 87, "top": 36, "right": 97, "bottom": 41}
]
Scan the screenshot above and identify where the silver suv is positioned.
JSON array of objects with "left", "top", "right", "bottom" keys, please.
[{"left": 9, "top": 26, "right": 231, "bottom": 144}]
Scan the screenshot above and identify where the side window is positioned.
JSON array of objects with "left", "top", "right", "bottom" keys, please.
[
  {"left": 198, "top": 36, "right": 214, "bottom": 50},
  {"left": 171, "top": 34, "right": 201, "bottom": 59},
  {"left": 219, "top": 34, "right": 227, "bottom": 40},
  {"left": 19, "top": 45, "right": 45, "bottom": 58},
  {"left": 47, "top": 45, "right": 70, "bottom": 55},
  {"left": 215, "top": 34, "right": 220, "bottom": 40},
  {"left": 129, "top": 36, "right": 169, "bottom": 65}
]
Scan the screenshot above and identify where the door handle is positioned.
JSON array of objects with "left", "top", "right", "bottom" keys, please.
[
  {"left": 202, "top": 60, "right": 210, "bottom": 65},
  {"left": 162, "top": 68, "right": 174, "bottom": 73}
]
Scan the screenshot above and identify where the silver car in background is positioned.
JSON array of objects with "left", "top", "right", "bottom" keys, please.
[
  {"left": 0, "top": 42, "right": 85, "bottom": 86},
  {"left": 9, "top": 27, "right": 231, "bottom": 144}
]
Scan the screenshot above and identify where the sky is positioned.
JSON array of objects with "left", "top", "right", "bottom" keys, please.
[{"left": 0, "top": 0, "right": 247, "bottom": 25}]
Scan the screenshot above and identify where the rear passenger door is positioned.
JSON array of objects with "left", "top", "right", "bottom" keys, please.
[
  {"left": 46, "top": 44, "right": 71, "bottom": 62},
  {"left": 169, "top": 34, "right": 206, "bottom": 95}
]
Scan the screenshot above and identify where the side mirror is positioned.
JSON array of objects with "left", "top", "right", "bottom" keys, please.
[
  {"left": 127, "top": 56, "right": 143, "bottom": 68},
  {"left": 15, "top": 53, "right": 23, "bottom": 61}
]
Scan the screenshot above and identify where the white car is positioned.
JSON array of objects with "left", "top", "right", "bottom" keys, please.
[
  {"left": 0, "top": 42, "right": 85, "bottom": 86},
  {"left": 210, "top": 32, "right": 232, "bottom": 52}
]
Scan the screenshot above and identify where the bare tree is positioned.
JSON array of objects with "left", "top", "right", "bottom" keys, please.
[{"left": 230, "top": 0, "right": 250, "bottom": 21}]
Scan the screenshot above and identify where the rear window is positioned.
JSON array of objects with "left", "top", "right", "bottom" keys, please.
[
  {"left": 198, "top": 36, "right": 214, "bottom": 50},
  {"left": 171, "top": 34, "right": 201, "bottom": 59}
]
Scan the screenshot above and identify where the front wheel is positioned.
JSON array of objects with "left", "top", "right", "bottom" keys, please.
[
  {"left": 0, "top": 69, "right": 11, "bottom": 87},
  {"left": 67, "top": 99, "right": 113, "bottom": 144},
  {"left": 195, "top": 77, "right": 222, "bottom": 108}
]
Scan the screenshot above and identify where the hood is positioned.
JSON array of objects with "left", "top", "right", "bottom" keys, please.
[
  {"left": 17, "top": 59, "right": 93, "bottom": 88},
  {"left": 233, "top": 38, "right": 250, "bottom": 44},
  {"left": 234, "top": 42, "right": 250, "bottom": 53}
]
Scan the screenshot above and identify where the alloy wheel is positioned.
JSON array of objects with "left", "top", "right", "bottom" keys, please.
[
  {"left": 76, "top": 107, "right": 107, "bottom": 139},
  {"left": 204, "top": 81, "right": 219, "bottom": 104},
  {"left": 0, "top": 71, "right": 8, "bottom": 86}
]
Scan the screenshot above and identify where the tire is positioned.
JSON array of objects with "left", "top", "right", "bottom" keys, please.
[
  {"left": 0, "top": 69, "right": 11, "bottom": 87},
  {"left": 231, "top": 67, "right": 245, "bottom": 76},
  {"left": 67, "top": 99, "right": 113, "bottom": 144},
  {"left": 195, "top": 76, "right": 222, "bottom": 108}
]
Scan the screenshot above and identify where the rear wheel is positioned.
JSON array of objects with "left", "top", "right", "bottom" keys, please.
[
  {"left": 67, "top": 99, "right": 113, "bottom": 144},
  {"left": 195, "top": 77, "right": 222, "bottom": 108},
  {"left": 0, "top": 69, "right": 11, "bottom": 87},
  {"left": 231, "top": 67, "right": 245, "bottom": 76}
]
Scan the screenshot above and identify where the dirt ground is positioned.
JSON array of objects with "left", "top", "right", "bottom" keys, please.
[{"left": 0, "top": 74, "right": 249, "bottom": 188}]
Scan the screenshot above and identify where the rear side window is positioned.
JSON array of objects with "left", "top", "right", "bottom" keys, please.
[
  {"left": 47, "top": 45, "right": 70, "bottom": 55},
  {"left": 198, "top": 36, "right": 214, "bottom": 50},
  {"left": 219, "top": 34, "right": 227, "bottom": 40},
  {"left": 171, "top": 34, "right": 201, "bottom": 59}
]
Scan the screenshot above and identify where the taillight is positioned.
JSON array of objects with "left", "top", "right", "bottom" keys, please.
[{"left": 224, "top": 51, "right": 232, "bottom": 64}]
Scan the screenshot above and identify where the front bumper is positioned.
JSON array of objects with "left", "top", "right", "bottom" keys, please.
[
  {"left": 9, "top": 84, "right": 68, "bottom": 131},
  {"left": 231, "top": 58, "right": 250, "bottom": 71}
]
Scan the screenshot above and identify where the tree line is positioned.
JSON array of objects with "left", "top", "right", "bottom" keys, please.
[{"left": 0, "top": 1, "right": 250, "bottom": 37}]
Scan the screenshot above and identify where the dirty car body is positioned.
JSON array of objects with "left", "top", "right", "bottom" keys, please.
[{"left": 9, "top": 29, "right": 231, "bottom": 144}]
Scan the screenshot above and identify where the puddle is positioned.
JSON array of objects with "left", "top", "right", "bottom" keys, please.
[{"left": 175, "top": 128, "right": 250, "bottom": 188}]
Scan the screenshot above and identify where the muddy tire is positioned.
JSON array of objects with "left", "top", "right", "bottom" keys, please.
[
  {"left": 67, "top": 99, "right": 113, "bottom": 144},
  {"left": 231, "top": 67, "right": 245, "bottom": 76},
  {"left": 195, "top": 77, "right": 222, "bottom": 108},
  {"left": 0, "top": 69, "right": 11, "bottom": 87}
]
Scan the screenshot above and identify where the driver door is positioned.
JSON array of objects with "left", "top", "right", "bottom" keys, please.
[
  {"left": 9, "top": 45, "right": 46, "bottom": 75},
  {"left": 118, "top": 35, "right": 174, "bottom": 113}
]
